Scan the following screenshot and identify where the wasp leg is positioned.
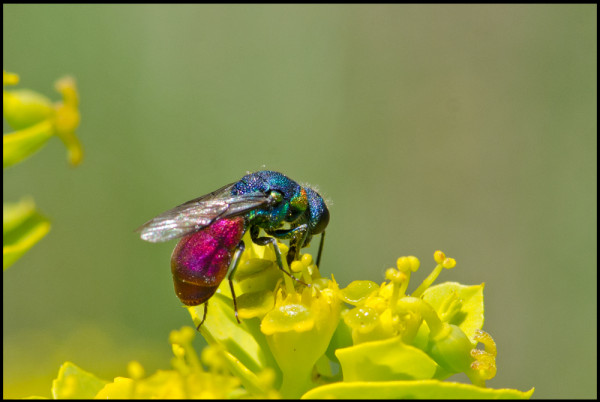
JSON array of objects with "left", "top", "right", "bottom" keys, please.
[
  {"left": 269, "top": 224, "right": 309, "bottom": 265},
  {"left": 316, "top": 231, "right": 326, "bottom": 268},
  {"left": 251, "top": 233, "right": 309, "bottom": 287},
  {"left": 226, "top": 241, "right": 246, "bottom": 325},
  {"left": 196, "top": 302, "right": 209, "bottom": 331}
]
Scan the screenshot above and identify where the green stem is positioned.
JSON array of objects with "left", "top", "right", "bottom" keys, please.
[
  {"left": 279, "top": 370, "right": 314, "bottom": 399},
  {"left": 412, "top": 264, "right": 443, "bottom": 298}
]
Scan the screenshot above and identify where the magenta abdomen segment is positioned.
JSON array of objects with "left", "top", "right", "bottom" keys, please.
[{"left": 171, "top": 217, "right": 245, "bottom": 306}]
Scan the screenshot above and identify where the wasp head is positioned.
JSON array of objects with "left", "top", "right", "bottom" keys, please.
[{"left": 232, "top": 171, "right": 303, "bottom": 228}]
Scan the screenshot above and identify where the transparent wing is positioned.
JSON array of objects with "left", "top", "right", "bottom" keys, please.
[{"left": 136, "top": 182, "right": 270, "bottom": 243}]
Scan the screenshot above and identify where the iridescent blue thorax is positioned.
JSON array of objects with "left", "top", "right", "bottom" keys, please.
[{"left": 231, "top": 170, "right": 311, "bottom": 231}]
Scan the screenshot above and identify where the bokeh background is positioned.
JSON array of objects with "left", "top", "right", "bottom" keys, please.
[{"left": 3, "top": 4, "right": 596, "bottom": 399}]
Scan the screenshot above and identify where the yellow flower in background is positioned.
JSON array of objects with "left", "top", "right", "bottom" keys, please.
[
  {"left": 3, "top": 70, "right": 83, "bottom": 168},
  {"left": 3, "top": 70, "right": 83, "bottom": 269}
]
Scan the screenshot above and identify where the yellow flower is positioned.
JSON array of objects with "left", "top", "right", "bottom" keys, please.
[{"left": 3, "top": 71, "right": 83, "bottom": 168}]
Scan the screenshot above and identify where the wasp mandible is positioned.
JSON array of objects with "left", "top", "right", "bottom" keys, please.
[{"left": 137, "top": 170, "right": 329, "bottom": 328}]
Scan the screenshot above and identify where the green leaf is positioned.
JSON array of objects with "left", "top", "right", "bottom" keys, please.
[
  {"left": 301, "top": 379, "right": 535, "bottom": 399},
  {"left": 3, "top": 197, "right": 51, "bottom": 270},
  {"left": 335, "top": 335, "right": 438, "bottom": 381},
  {"left": 51, "top": 361, "right": 108, "bottom": 399}
]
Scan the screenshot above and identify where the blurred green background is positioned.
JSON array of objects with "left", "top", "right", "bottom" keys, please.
[{"left": 3, "top": 4, "right": 596, "bottom": 399}]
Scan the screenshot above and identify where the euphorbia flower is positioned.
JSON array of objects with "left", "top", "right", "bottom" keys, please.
[{"left": 3, "top": 71, "right": 83, "bottom": 168}]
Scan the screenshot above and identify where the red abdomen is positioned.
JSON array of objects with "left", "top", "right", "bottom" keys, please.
[{"left": 170, "top": 217, "right": 245, "bottom": 306}]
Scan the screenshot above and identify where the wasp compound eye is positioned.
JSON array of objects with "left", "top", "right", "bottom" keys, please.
[{"left": 269, "top": 190, "right": 284, "bottom": 204}]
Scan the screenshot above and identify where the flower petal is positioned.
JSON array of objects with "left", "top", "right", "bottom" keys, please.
[
  {"left": 302, "top": 379, "right": 535, "bottom": 399},
  {"left": 336, "top": 336, "right": 438, "bottom": 381}
]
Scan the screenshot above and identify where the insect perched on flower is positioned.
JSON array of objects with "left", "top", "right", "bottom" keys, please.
[{"left": 137, "top": 170, "right": 329, "bottom": 328}]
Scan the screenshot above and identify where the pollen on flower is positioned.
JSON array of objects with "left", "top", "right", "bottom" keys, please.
[
  {"left": 443, "top": 257, "right": 457, "bottom": 269},
  {"left": 467, "top": 330, "right": 498, "bottom": 383},
  {"left": 385, "top": 267, "right": 403, "bottom": 283},
  {"left": 434, "top": 250, "right": 446, "bottom": 264},
  {"left": 397, "top": 256, "right": 420, "bottom": 272},
  {"left": 473, "top": 329, "right": 497, "bottom": 357},
  {"left": 471, "top": 349, "right": 497, "bottom": 380}
]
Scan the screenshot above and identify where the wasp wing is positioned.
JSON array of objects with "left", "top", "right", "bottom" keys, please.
[{"left": 136, "top": 182, "right": 270, "bottom": 243}]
